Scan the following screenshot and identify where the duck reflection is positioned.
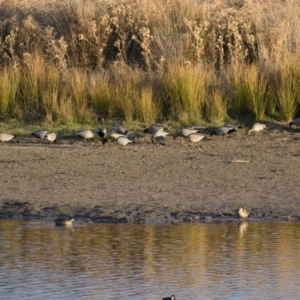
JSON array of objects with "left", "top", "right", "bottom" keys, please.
[{"left": 238, "top": 221, "right": 249, "bottom": 238}]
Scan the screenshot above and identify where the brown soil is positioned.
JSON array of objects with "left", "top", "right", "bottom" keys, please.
[{"left": 1, "top": 125, "right": 300, "bottom": 223}]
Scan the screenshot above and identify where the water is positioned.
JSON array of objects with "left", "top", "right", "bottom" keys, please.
[{"left": 0, "top": 220, "right": 300, "bottom": 299}]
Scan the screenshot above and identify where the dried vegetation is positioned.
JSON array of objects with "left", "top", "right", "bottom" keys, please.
[{"left": 0, "top": 0, "right": 300, "bottom": 125}]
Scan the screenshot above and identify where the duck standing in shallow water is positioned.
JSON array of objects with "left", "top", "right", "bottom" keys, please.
[
  {"left": 54, "top": 217, "right": 74, "bottom": 226},
  {"left": 238, "top": 207, "right": 250, "bottom": 221}
]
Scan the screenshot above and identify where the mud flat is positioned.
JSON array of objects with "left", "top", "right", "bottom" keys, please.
[{"left": 1, "top": 127, "right": 300, "bottom": 223}]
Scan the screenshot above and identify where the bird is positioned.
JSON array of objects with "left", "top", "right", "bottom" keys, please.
[
  {"left": 31, "top": 130, "right": 49, "bottom": 139},
  {"left": 113, "top": 124, "right": 128, "bottom": 134},
  {"left": 74, "top": 130, "right": 94, "bottom": 141},
  {"left": 126, "top": 131, "right": 142, "bottom": 141},
  {"left": 289, "top": 118, "right": 300, "bottom": 128},
  {"left": 210, "top": 126, "right": 236, "bottom": 136},
  {"left": 0, "top": 133, "right": 17, "bottom": 144},
  {"left": 189, "top": 125, "right": 207, "bottom": 131},
  {"left": 185, "top": 133, "right": 206, "bottom": 145},
  {"left": 96, "top": 127, "right": 107, "bottom": 138},
  {"left": 144, "top": 124, "right": 164, "bottom": 135},
  {"left": 247, "top": 123, "right": 266, "bottom": 135},
  {"left": 173, "top": 128, "right": 198, "bottom": 140},
  {"left": 238, "top": 207, "right": 250, "bottom": 221},
  {"left": 224, "top": 122, "right": 243, "bottom": 130},
  {"left": 110, "top": 136, "right": 133, "bottom": 146},
  {"left": 162, "top": 295, "right": 176, "bottom": 300},
  {"left": 54, "top": 217, "right": 74, "bottom": 226},
  {"left": 44, "top": 132, "right": 57, "bottom": 144},
  {"left": 152, "top": 130, "right": 169, "bottom": 143}
]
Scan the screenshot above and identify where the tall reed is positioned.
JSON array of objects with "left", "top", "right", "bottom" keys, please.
[
  {"left": 160, "top": 62, "right": 207, "bottom": 123},
  {"left": 0, "top": 0, "right": 300, "bottom": 125},
  {"left": 135, "top": 86, "right": 160, "bottom": 124},
  {"left": 0, "top": 68, "right": 19, "bottom": 116},
  {"left": 273, "top": 65, "right": 300, "bottom": 121}
]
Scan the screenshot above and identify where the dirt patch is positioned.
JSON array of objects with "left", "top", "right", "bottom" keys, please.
[{"left": 1, "top": 128, "right": 300, "bottom": 223}]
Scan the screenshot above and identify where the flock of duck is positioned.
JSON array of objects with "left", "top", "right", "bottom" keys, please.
[{"left": 1, "top": 117, "right": 299, "bottom": 145}]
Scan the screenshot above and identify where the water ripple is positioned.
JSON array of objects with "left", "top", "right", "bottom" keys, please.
[{"left": 0, "top": 220, "right": 300, "bottom": 299}]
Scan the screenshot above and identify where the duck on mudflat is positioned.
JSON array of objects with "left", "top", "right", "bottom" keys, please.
[
  {"left": 152, "top": 130, "right": 169, "bottom": 143},
  {"left": 113, "top": 124, "right": 128, "bottom": 134},
  {"left": 185, "top": 133, "right": 206, "bottom": 145},
  {"left": 173, "top": 128, "right": 198, "bottom": 140},
  {"left": 96, "top": 127, "right": 107, "bottom": 138},
  {"left": 74, "top": 130, "right": 94, "bottom": 141},
  {"left": 31, "top": 130, "right": 49, "bottom": 139},
  {"left": 223, "top": 122, "right": 243, "bottom": 130},
  {"left": 144, "top": 124, "right": 164, "bottom": 135},
  {"left": 45, "top": 132, "right": 57, "bottom": 144},
  {"left": 247, "top": 123, "right": 266, "bottom": 135},
  {"left": 0, "top": 133, "right": 17, "bottom": 144},
  {"left": 110, "top": 136, "right": 133, "bottom": 146},
  {"left": 210, "top": 126, "right": 236, "bottom": 136},
  {"left": 126, "top": 131, "right": 142, "bottom": 141},
  {"left": 289, "top": 118, "right": 300, "bottom": 128}
]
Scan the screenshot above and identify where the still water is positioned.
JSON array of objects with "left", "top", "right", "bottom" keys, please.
[{"left": 0, "top": 220, "right": 300, "bottom": 299}]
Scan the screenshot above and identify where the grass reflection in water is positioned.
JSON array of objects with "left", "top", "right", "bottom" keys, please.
[{"left": 0, "top": 220, "right": 300, "bottom": 299}]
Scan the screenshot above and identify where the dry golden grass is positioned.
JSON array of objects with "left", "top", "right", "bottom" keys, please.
[{"left": 0, "top": 0, "right": 299, "bottom": 124}]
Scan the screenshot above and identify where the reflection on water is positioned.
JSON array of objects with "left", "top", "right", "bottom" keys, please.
[{"left": 1, "top": 220, "right": 300, "bottom": 299}]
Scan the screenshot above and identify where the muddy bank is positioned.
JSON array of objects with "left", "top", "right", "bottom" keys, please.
[{"left": 1, "top": 127, "right": 300, "bottom": 223}]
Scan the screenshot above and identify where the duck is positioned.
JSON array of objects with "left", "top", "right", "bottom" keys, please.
[
  {"left": 162, "top": 295, "right": 176, "bottom": 300},
  {"left": 288, "top": 118, "right": 300, "bottom": 128},
  {"left": 152, "top": 130, "right": 169, "bottom": 143},
  {"left": 45, "top": 132, "right": 57, "bottom": 144},
  {"left": 238, "top": 207, "right": 250, "bottom": 221},
  {"left": 247, "top": 123, "right": 266, "bottom": 135},
  {"left": 126, "top": 131, "right": 142, "bottom": 141},
  {"left": 224, "top": 122, "right": 243, "bottom": 130},
  {"left": 54, "top": 217, "right": 74, "bottom": 226},
  {"left": 74, "top": 130, "right": 94, "bottom": 141},
  {"left": 210, "top": 126, "right": 236, "bottom": 136},
  {"left": 110, "top": 133, "right": 126, "bottom": 139},
  {"left": 0, "top": 133, "right": 17, "bottom": 144},
  {"left": 96, "top": 127, "right": 107, "bottom": 138},
  {"left": 31, "top": 130, "right": 49, "bottom": 139},
  {"left": 185, "top": 133, "right": 206, "bottom": 145},
  {"left": 113, "top": 124, "right": 128, "bottom": 134},
  {"left": 110, "top": 136, "right": 133, "bottom": 146},
  {"left": 144, "top": 124, "right": 164, "bottom": 135},
  {"left": 189, "top": 125, "right": 207, "bottom": 132},
  {"left": 173, "top": 128, "right": 198, "bottom": 140}
]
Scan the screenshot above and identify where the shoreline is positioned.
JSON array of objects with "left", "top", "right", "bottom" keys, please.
[{"left": 1, "top": 128, "right": 300, "bottom": 223}]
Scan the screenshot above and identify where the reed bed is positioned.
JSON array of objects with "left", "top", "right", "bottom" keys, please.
[{"left": 0, "top": 0, "right": 300, "bottom": 125}]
